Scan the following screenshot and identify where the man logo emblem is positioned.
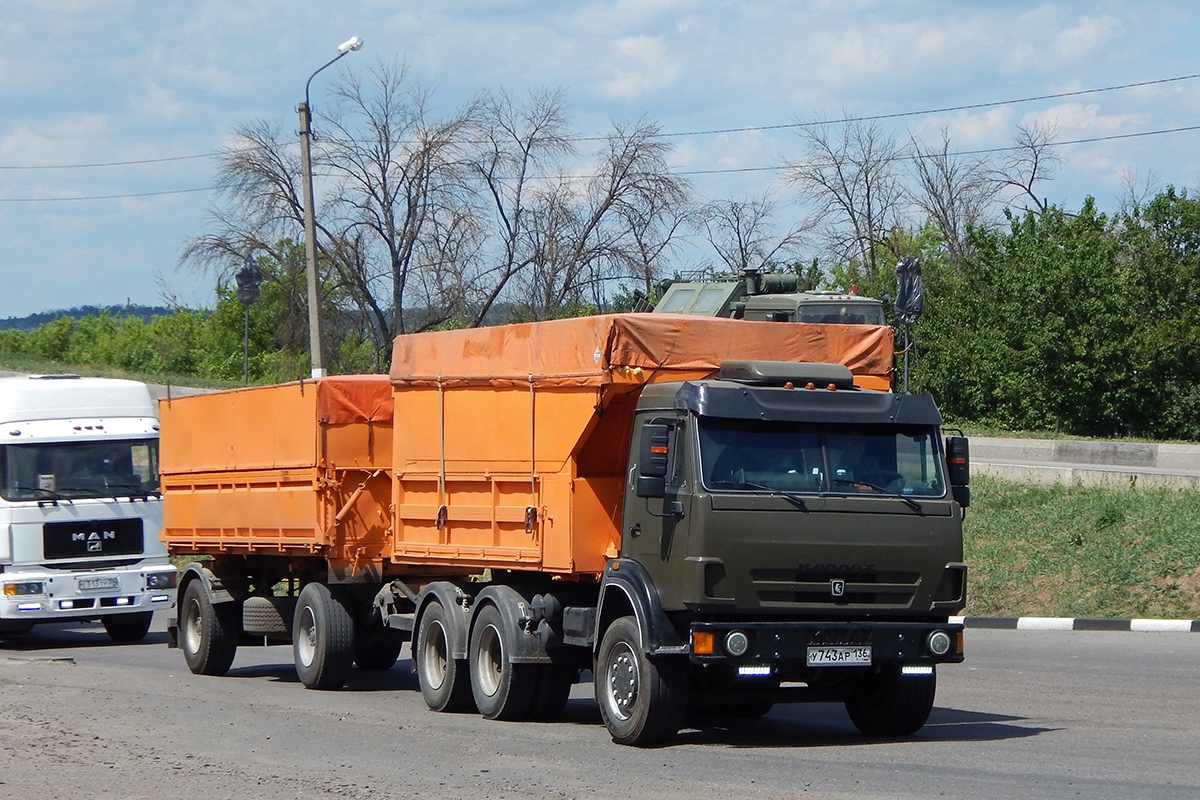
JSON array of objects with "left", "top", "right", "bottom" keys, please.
[{"left": 830, "top": 579, "right": 846, "bottom": 597}]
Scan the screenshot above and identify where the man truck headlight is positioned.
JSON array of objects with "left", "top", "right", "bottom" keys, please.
[
  {"left": 927, "top": 630, "right": 952, "bottom": 656},
  {"left": 145, "top": 571, "right": 178, "bottom": 590},
  {"left": 3, "top": 581, "right": 44, "bottom": 596}
]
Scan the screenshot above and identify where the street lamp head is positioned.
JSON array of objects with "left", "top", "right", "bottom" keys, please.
[{"left": 337, "top": 36, "right": 364, "bottom": 55}]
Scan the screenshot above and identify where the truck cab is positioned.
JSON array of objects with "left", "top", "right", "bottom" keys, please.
[
  {"left": 0, "top": 376, "right": 177, "bottom": 641},
  {"left": 600, "top": 361, "right": 966, "bottom": 739}
]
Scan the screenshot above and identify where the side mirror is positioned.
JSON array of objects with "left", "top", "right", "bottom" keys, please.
[
  {"left": 945, "top": 435, "right": 970, "bottom": 508},
  {"left": 636, "top": 423, "right": 671, "bottom": 499}
]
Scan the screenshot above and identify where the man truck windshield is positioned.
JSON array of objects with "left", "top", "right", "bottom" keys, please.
[
  {"left": 698, "top": 420, "right": 945, "bottom": 497},
  {"left": 0, "top": 439, "right": 160, "bottom": 501}
]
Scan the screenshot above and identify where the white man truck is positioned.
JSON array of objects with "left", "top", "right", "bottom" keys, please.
[{"left": 0, "top": 375, "right": 177, "bottom": 641}]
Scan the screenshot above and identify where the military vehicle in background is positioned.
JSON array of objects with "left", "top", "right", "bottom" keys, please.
[{"left": 649, "top": 268, "right": 886, "bottom": 325}]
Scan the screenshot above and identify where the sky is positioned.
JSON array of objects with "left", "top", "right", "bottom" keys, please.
[{"left": 2, "top": 0, "right": 1200, "bottom": 319}]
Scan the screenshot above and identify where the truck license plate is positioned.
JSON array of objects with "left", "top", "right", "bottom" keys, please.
[
  {"left": 807, "top": 646, "right": 871, "bottom": 666},
  {"left": 78, "top": 576, "right": 119, "bottom": 591}
]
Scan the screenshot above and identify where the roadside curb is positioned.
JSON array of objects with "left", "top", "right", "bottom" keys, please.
[{"left": 951, "top": 616, "right": 1200, "bottom": 633}]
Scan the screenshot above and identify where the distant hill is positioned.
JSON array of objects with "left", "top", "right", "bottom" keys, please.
[{"left": 0, "top": 305, "right": 178, "bottom": 333}]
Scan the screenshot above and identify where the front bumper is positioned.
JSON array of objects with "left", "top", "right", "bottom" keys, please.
[
  {"left": 0, "top": 564, "right": 177, "bottom": 621},
  {"left": 689, "top": 620, "right": 964, "bottom": 666}
]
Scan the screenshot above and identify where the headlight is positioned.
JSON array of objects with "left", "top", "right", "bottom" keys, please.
[
  {"left": 3, "top": 581, "right": 44, "bottom": 596},
  {"left": 927, "top": 630, "right": 952, "bottom": 656},
  {"left": 145, "top": 571, "right": 178, "bottom": 590},
  {"left": 724, "top": 630, "right": 750, "bottom": 656}
]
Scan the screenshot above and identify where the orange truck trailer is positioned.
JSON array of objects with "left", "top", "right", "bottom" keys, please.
[{"left": 161, "top": 314, "right": 968, "bottom": 746}]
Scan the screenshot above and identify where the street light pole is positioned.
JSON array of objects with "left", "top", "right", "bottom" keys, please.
[{"left": 298, "top": 35, "right": 363, "bottom": 379}]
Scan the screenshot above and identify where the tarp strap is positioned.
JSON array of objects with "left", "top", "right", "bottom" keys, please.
[{"left": 528, "top": 375, "right": 537, "bottom": 529}]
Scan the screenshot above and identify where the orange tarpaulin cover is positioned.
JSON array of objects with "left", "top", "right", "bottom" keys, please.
[{"left": 390, "top": 313, "right": 892, "bottom": 388}]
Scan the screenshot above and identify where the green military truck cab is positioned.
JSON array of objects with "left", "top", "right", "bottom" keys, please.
[
  {"left": 653, "top": 269, "right": 886, "bottom": 325},
  {"left": 593, "top": 361, "right": 966, "bottom": 743}
]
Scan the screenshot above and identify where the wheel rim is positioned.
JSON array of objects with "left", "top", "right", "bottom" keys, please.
[
  {"left": 182, "top": 597, "right": 203, "bottom": 655},
  {"left": 604, "top": 641, "right": 639, "bottom": 721},
  {"left": 296, "top": 606, "right": 317, "bottom": 668},
  {"left": 421, "top": 619, "right": 449, "bottom": 691},
  {"left": 474, "top": 623, "right": 503, "bottom": 698}
]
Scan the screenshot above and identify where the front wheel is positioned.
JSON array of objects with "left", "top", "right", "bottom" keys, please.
[
  {"left": 845, "top": 664, "right": 936, "bottom": 736},
  {"left": 292, "top": 582, "right": 355, "bottom": 690},
  {"left": 180, "top": 580, "right": 239, "bottom": 676},
  {"left": 101, "top": 611, "right": 153, "bottom": 642},
  {"left": 594, "top": 616, "right": 687, "bottom": 746}
]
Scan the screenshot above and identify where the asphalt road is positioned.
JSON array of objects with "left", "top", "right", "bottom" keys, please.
[{"left": 1, "top": 618, "right": 1197, "bottom": 800}]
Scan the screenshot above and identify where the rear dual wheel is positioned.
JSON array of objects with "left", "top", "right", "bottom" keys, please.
[
  {"left": 415, "top": 600, "right": 473, "bottom": 712},
  {"left": 469, "top": 604, "right": 538, "bottom": 720}
]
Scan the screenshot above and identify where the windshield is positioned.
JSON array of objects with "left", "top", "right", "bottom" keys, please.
[
  {"left": 0, "top": 439, "right": 160, "bottom": 501},
  {"left": 797, "top": 302, "right": 885, "bottom": 325},
  {"left": 698, "top": 419, "right": 944, "bottom": 497}
]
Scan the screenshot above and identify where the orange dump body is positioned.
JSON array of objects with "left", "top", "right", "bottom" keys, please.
[
  {"left": 386, "top": 314, "right": 894, "bottom": 579},
  {"left": 158, "top": 376, "right": 395, "bottom": 579}
]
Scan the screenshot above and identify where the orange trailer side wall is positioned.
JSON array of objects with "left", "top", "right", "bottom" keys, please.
[{"left": 159, "top": 377, "right": 395, "bottom": 577}]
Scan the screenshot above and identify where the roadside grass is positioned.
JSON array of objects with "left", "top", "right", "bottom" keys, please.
[{"left": 965, "top": 475, "right": 1200, "bottom": 619}]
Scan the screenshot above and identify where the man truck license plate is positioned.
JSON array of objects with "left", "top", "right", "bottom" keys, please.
[
  {"left": 807, "top": 645, "right": 871, "bottom": 666},
  {"left": 78, "top": 576, "right": 119, "bottom": 591}
]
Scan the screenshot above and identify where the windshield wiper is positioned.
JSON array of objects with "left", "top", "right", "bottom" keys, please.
[
  {"left": 731, "top": 480, "right": 809, "bottom": 511},
  {"left": 828, "top": 478, "right": 925, "bottom": 514},
  {"left": 10, "top": 484, "right": 73, "bottom": 505}
]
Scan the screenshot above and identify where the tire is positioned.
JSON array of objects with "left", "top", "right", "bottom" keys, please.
[
  {"left": 101, "top": 611, "right": 153, "bottom": 642},
  {"left": 415, "top": 600, "right": 473, "bottom": 712},
  {"left": 845, "top": 665, "right": 936, "bottom": 736},
  {"left": 180, "top": 580, "right": 239, "bottom": 676},
  {"left": 528, "top": 664, "right": 576, "bottom": 721},
  {"left": 469, "top": 604, "right": 537, "bottom": 720},
  {"left": 292, "top": 582, "right": 355, "bottom": 690},
  {"left": 354, "top": 620, "right": 405, "bottom": 671},
  {"left": 594, "top": 616, "right": 687, "bottom": 746}
]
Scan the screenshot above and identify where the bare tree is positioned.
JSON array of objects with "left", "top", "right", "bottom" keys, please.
[
  {"left": 696, "top": 190, "right": 810, "bottom": 274},
  {"left": 991, "top": 121, "right": 1062, "bottom": 214},
  {"left": 185, "top": 66, "right": 692, "bottom": 369},
  {"left": 785, "top": 117, "right": 907, "bottom": 280},
  {"left": 477, "top": 114, "right": 690, "bottom": 320},
  {"left": 907, "top": 128, "right": 997, "bottom": 265}
]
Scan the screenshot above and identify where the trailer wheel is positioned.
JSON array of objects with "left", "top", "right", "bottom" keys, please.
[
  {"left": 415, "top": 600, "right": 473, "bottom": 712},
  {"left": 469, "top": 604, "right": 536, "bottom": 720},
  {"left": 180, "top": 580, "right": 238, "bottom": 676},
  {"left": 594, "top": 616, "right": 687, "bottom": 746},
  {"left": 529, "top": 664, "right": 576, "bottom": 721},
  {"left": 101, "top": 611, "right": 153, "bottom": 642},
  {"left": 293, "top": 582, "right": 355, "bottom": 690},
  {"left": 845, "top": 665, "right": 936, "bottom": 736}
]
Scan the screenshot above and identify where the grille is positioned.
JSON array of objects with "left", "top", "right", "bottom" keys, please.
[
  {"left": 751, "top": 568, "right": 920, "bottom": 607},
  {"left": 43, "top": 518, "right": 144, "bottom": 560}
]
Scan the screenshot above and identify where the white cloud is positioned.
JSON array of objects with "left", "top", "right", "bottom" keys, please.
[{"left": 599, "top": 36, "right": 681, "bottom": 99}]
